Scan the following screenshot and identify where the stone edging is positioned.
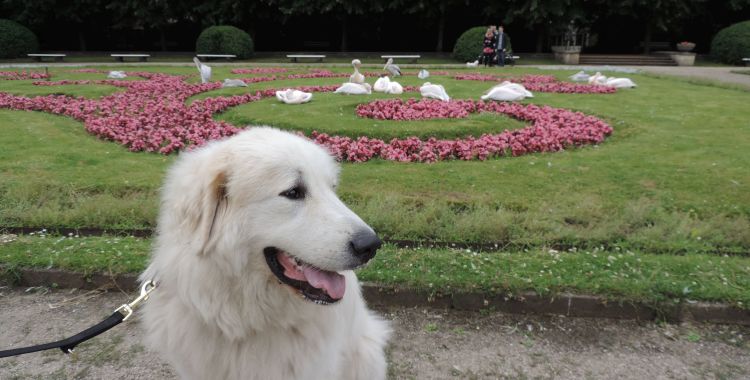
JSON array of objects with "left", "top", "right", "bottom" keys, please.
[{"left": 3, "top": 267, "right": 748, "bottom": 325}]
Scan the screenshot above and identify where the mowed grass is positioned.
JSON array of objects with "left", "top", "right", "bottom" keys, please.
[
  {"left": 1, "top": 234, "right": 748, "bottom": 308},
  {"left": 0, "top": 66, "right": 749, "bottom": 256}
]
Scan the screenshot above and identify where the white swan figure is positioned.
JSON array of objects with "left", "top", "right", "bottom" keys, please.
[
  {"left": 350, "top": 59, "right": 365, "bottom": 84},
  {"left": 221, "top": 78, "right": 248, "bottom": 88},
  {"left": 481, "top": 85, "right": 526, "bottom": 102},
  {"left": 334, "top": 82, "right": 372, "bottom": 95},
  {"left": 588, "top": 72, "right": 607, "bottom": 85},
  {"left": 605, "top": 77, "right": 637, "bottom": 88},
  {"left": 275, "top": 89, "right": 313, "bottom": 104},
  {"left": 466, "top": 60, "right": 479, "bottom": 68},
  {"left": 383, "top": 58, "right": 401, "bottom": 76},
  {"left": 193, "top": 57, "right": 212, "bottom": 83},
  {"left": 373, "top": 76, "right": 391, "bottom": 92},
  {"left": 569, "top": 70, "right": 590, "bottom": 82},
  {"left": 419, "top": 82, "right": 450, "bottom": 101},
  {"left": 496, "top": 81, "right": 533, "bottom": 98},
  {"left": 107, "top": 71, "right": 127, "bottom": 79},
  {"left": 418, "top": 69, "right": 430, "bottom": 79},
  {"left": 385, "top": 81, "right": 403, "bottom": 95}
]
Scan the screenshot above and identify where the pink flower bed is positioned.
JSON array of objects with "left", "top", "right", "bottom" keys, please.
[
  {"left": 339, "top": 98, "right": 612, "bottom": 162},
  {"left": 231, "top": 68, "right": 289, "bottom": 74},
  {"left": 68, "top": 69, "right": 102, "bottom": 73},
  {"left": 454, "top": 73, "right": 616, "bottom": 94},
  {"left": 357, "top": 99, "right": 473, "bottom": 120},
  {"left": 0, "top": 71, "right": 50, "bottom": 80},
  {"left": 0, "top": 70, "right": 612, "bottom": 162}
]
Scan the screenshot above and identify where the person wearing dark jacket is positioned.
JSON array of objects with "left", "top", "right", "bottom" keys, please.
[{"left": 494, "top": 25, "right": 510, "bottom": 67}]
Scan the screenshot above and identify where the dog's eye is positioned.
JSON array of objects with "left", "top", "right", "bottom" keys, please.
[{"left": 280, "top": 186, "right": 305, "bottom": 200}]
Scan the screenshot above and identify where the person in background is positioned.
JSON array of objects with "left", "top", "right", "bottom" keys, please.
[
  {"left": 494, "top": 25, "right": 510, "bottom": 67},
  {"left": 482, "top": 27, "right": 497, "bottom": 67}
]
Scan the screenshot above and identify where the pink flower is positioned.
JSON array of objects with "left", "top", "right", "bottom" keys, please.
[
  {"left": 0, "top": 70, "right": 613, "bottom": 162},
  {"left": 0, "top": 70, "right": 51, "bottom": 80}
]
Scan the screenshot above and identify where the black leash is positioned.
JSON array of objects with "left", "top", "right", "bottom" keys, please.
[{"left": 0, "top": 280, "right": 156, "bottom": 359}]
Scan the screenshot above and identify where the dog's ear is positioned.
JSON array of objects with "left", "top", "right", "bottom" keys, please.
[
  {"left": 173, "top": 155, "right": 229, "bottom": 256},
  {"left": 197, "top": 171, "right": 228, "bottom": 256}
]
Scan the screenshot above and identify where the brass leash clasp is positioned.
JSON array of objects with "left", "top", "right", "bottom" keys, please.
[{"left": 115, "top": 280, "right": 157, "bottom": 321}]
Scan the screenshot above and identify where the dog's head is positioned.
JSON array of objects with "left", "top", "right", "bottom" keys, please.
[{"left": 156, "top": 127, "right": 380, "bottom": 307}]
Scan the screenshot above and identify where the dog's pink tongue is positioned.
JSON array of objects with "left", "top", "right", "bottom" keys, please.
[
  {"left": 303, "top": 267, "right": 346, "bottom": 300},
  {"left": 276, "top": 252, "right": 346, "bottom": 299}
]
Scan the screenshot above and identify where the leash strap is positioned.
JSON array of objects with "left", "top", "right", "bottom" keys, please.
[
  {"left": 0, "top": 280, "right": 156, "bottom": 359},
  {"left": 0, "top": 311, "right": 124, "bottom": 358}
]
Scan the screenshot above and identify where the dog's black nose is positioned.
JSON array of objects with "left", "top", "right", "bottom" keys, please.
[{"left": 350, "top": 230, "right": 382, "bottom": 264}]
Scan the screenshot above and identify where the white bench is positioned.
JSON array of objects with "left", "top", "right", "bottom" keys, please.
[
  {"left": 381, "top": 55, "right": 421, "bottom": 63},
  {"left": 111, "top": 54, "right": 151, "bottom": 62},
  {"left": 197, "top": 54, "right": 237, "bottom": 61},
  {"left": 506, "top": 55, "right": 520, "bottom": 66},
  {"left": 287, "top": 54, "right": 326, "bottom": 62},
  {"left": 743, "top": 58, "right": 750, "bottom": 66},
  {"left": 27, "top": 54, "right": 66, "bottom": 62}
]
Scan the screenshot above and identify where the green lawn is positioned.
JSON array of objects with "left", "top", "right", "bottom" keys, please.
[
  {"left": 1, "top": 64, "right": 749, "bottom": 304},
  {"left": 2, "top": 235, "right": 748, "bottom": 308}
]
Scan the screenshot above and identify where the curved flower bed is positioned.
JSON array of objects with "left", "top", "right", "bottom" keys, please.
[
  {"left": 342, "top": 98, "right": 612, "bottom": 162},
  {"left": 455, "top": 73, "right": 616, "bottom": 94},
  {"left": 0, "top": 71, "right": 50, "bottom": 80},
  {"left": 68, "top": 69, "right": 102, "bottom": 73},
  {"left": 357, "top": 99, "right": 473, "bottom": 120},
  {"left": 0, "top": 70, "right": 612, "bottom": 162},
  {"left": 231, "top": 68, "right": 289, "bottom": 74}
]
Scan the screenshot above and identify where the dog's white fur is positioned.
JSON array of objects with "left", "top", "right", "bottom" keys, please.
[{"left": 140, "top": 127, "right": 389, "bottom": 380}]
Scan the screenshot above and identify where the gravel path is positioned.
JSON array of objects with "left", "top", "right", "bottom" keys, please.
[
  {"left": 633, "top": 66, "right": 750, "bottom": 90},
  {"left": 1, "top": 287, "right": 748, "bottom": 379}
]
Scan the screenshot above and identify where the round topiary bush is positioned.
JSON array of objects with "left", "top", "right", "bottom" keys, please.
[
  {"left": 0, "top": 19, "right": 39, "bottom": 59},
  {"left": 710, "top": 20, "right": 750, "bottom": 65},
  {"left": 452, "top": 26, "right": 512, "bottom": 62},
  {"left": 196, "top": 25, "right": 254, "bottom": 59},
  {"left": 453, "top": 27, "right": 487, "bottom": 62}
]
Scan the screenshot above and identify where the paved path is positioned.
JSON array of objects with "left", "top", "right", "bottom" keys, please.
[
  {"left": 633, "top": 66, "right": 750, "bottom": 90},
  {"left": 1, "top": 287, "right": 748, "bottom": 379}
]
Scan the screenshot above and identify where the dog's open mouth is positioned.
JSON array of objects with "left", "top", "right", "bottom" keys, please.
[{"left": 264, "top": 247, "right": 345, "bottom": 305}]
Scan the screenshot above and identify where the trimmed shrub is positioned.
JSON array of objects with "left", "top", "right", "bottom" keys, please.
[
  {"left": 453, "top": 27, "right": 486, "bottom": 62},
  {"left": 710, "top": 20, "right": 750, "bottom": 65},
  {"left": 452, "top": 26, "right": 512, "bottom": 62},
  {"left": 0, "top": 19, "right": 39, "bottom": 58},
  {"left": 196, "top": 25, "right": 254, "bottom": 59}
]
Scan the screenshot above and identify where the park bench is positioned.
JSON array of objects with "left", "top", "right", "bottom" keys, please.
[
  {"left": 196, "top": 54, "right": 237, "bottom": 61},
  {"left": 505, "top": 54, "right": 520, "bottom": 66},
  {"left": 27, "top": 54, "right": 66, "bottom": 62},
  {"left": 286, "top": 54, "right": 326, "bottom": 63},
  {"left": 381, "top": 55, "right": 421, "bottom": 64},
  {"left": 743, "top": 58, "right": 750, "bottom": 66},
  {"left": 111, "top": 54, "right": 151, "bottom": 62}
]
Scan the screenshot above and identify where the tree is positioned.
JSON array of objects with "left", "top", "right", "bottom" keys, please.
[
  {"left": 2, "top": 0, "right": 104, "bottom": 50},
  {"left": 270, "top": 0, "right": 382, "bottom": 51},
  {"left": 607, "top": 0, "right": 707, "bottom": 53},
  {"left": 486, "top": 0, "right": 597, "bottom": 53},
  {"left": 106, "top": 0, "right": 200, "bottom": 51},
  {"left": 389, "top": 0, "right": 469, "bottom": 52}
]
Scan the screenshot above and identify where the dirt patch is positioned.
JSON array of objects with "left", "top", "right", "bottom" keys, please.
[{"left": 0, "top": 287, "right": 748, "bottom": 379}]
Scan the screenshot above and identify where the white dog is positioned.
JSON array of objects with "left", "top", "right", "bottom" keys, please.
[{"left": 139, "top": 127, "right": 390, "bottom": 380}]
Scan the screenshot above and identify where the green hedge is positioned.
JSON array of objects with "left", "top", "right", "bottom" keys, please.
[
  {"left": 452, "top": 26, "right": 512, "bottom": 62},
  {"left": 710, "top": 20, "right": 750, "bottom": 65},
  {"left": 0, "top": 19, "right": 38, "bottom": 58},
  {"left": 196, "top": 25, "right": 253, "bottom": 59},
  {"left": 453, "top": 27, "right": 486, "bottom": 62}
]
